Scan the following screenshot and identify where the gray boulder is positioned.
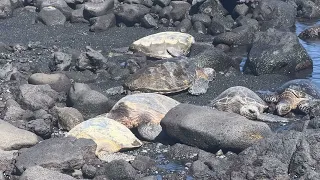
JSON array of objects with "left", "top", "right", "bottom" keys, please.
[
  {"left": 253, "top": 0, "right": 296, "bottom": 30},
  {"left": 51, "top": 52, "right": 73, "bottom": 71},
  {"left": 83, "top": 0, "right": 114, "bottom": 19},
  {"left": 0, "top": 149, "right": 18, "bottom": 175},
  {"left": 70, "top": 6, "right": 88, "bottom": 23},
  {"left": 89, "top": 13, "right": 116, "bottom": 32},
  {"left": 0, "top": 0, "right": 12, "bottom": 19},
  {"left": 208, "top": 14, "right": 234, "bottom": 35},
  {"left": 198, "top": 0, "right": 228, "bottom": 17},
  {"left": 298, "top": 25, "right": 320, "bottom": 40},
  {"left": 141, "top": 14, "right": 158, "bottom": 28},
  {"left": 170, "top": 1, "right": 191, "bottom": 21},
  {"left": 190, "top": 47, "right": 233, "bottom": 72},
  {"left": 39, "top": 0, "right": 73, "bottom": 20},
  {"left": 15, "top": 137, "right": 96, "bottom": 175},
  {"left": 38, "top": 6, "right": 66, "bottom": 26},
  {"left": 54, "top": 106, "right": 84, "bottom": 131},
  {"left": 161, "top": 104, "right": 273, "bottom": 152},
  {"left": 4, "top": 99, "right": 33, "bottom": 125},
  {"left": 191, "top": 14, "right": 211, "bottom": 27},
  {"left": 295, "top": 0, "right": 320, "bottom": 19},
  {"left": 28, "top": 73, "right": 71, "bottom": 93},
  {"left": 0, "top": 120, "right": 40, "bottom": 151},
  {"left": 244, "top": 28, "right": 313, "bottom": 76},
  {"left": 67, "top": 83, "right": 113, "bottom": 119},
  {"left": 20, "top": 166, "right": 76, "bottom": 180},
  {"left": 114, "top": 4, "right": 150, "bottom": 26},
  {"left": 19, "top": 84, "right": 59, "bottom": 111}
]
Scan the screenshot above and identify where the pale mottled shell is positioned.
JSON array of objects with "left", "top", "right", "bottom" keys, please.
[
  {"left": 67, "top": 116, "right": 142, "bottom": 159},
  {"left": 107, "top": 93, "right": 180, "bottom": 128},
  {"left": 129, "top": 31, "right": 195, "bottom": 59}
]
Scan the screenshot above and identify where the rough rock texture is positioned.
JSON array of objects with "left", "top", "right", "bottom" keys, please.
[
  {"left": 244, "top": 28, "right": 313, "bottom": 76},
  {"left": 161, "top": 103, "right": 273, "bottom": 152},
  {"left": 114, "top": 4, "right": 150, "bottom": 26},
  {"left": 83, "top": 0, "right": 114, "bottom": 19},
  {"left": 15, "top": 137, "right": 97, "bottom": 175},
  {"left": 0, "top": 0, "right": 12, "bottom": 19},
  {"left": 0, "top": 120, "right": 40, "bottom": 151},
  {"left": 28, "top": 73, "right": 71, "bottom": 93},
  {"left": 19, "top": 166, "right": 76, "bottom": 180},
  {"left": 38, "top": 6, "right": 66, "bottom": 26},
  {"left": 89, "top": 13, "right": 116, "bottom": 32},
  {"left": 298, "top": 25, "right": 320, "bottom": 40},
  {"left": 0, "top": 149, "right": 18, "bottom": 175},
  {"left": 55, "top": 106, "right": 84, "bottom": 131}
]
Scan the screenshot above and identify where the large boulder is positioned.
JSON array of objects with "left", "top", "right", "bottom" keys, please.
[
  {"left": 15, "top": 137, "right": 97, "bottom": 175},
  {"left": 20, "top": 166, "right": 76, "bottom": 180},
  {"left": 295, "top": 0, "right": 320, "bottom": 19},
  {"left": 198, "top": 0, "right": 228, "bottom": 17},
  {"left": 38, "top": 6, "right": 66, "bottom": 26},
  {"left": 161, "top": 104, "right": 273, "bottom": 152},
  {"left": 244, "top": 28, "right": 313, "bottom": 76},
  {"left": 83, "top": 0, "right": 114, "bottom": 19},
  {"left": 253, "top": 0, "right": 296, "bottom": 30},
  {"left": 114, "top": 4, "right": 150, "bottom": 26},
  {"left": 0, "top": 120, "right": 40, "bottom": 151}
]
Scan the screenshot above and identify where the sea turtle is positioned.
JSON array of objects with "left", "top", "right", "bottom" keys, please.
[
  {"left": 123, "top": 58, "right": 215, "bottom": 95},
  {"left": 107, "top": 93, "right": 180, "bottom": 141},
  {"left": 257, "top": 79, "right": 320, "bottom": 116},
  {"left": 129, "top": 31, "right": 195, "bottom": 59},
  {"left": 67, "top": 116, "right": 142, "bottom": 161},
  {"left": 210, "top": 86, "right": 289, "bottom": 122}
]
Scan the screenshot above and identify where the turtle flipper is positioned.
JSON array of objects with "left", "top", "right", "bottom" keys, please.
[
  {"left": 256, "top": 113, "right": 290, "bottom": 123},
  {"left": 297, "top": 100, "right": 311, "bottom": 114},
  {"left": 166, "top": 47, "right": 185, "bottom": 57}
]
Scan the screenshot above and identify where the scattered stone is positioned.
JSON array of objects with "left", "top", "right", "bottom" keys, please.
[
  {"left": 130, "top": 155, "right": 155, "bottom": 172},
  {"left": 89, "top": 13, "right": 116, "bottom": 32},
  {"left": 105, "top": 160, "right": 137, "bottom": 180},
  {"left": 0, "top": 120, "right": 40, "bottom": 151},
  {"left": 38, "top": 6, "right": 66, "bottom": 26},
  {"left": 193, "top": 21, "right": 206, "bottom": 34},
  {"left": 4, "top": 99, "right": 33, "bottom": 124},
  {"left": 233, "top": 3, "right": 249, "bottom": 17},
  {"left": 141, "top": 14, "right": 158, "bottom": 28},
  {"left": 52, "top": 51, "right": 73, "bottom": 71},
  {"left": 114, "top": 4, "right": 150, "bottom": 26},
  {"left": 191, "top": 14, "right": 211, "bottom": 27},
  {"left": 105, "top": 86, "right": 124, "bottom": 95},
  {"left": 176, "top": 18, "right": 192, "bottom": 33},
  {"left": 82, "top": 164, "right": 96, "bottom": 179},
  {"left": 26, "top": 119, "right": 52, "bottom": 139},
  {"left": 199, "top": 0, "right": 228, "bottom": 17},
  {"left": 161, "top": 104, "right": 273, "bottom": 152},
  {"left": 55, "top": 106, "right": 84, "bottom": 131},
  {"left": 208, "top": 14, "right": 234, "bottom": 35},
  {"left": 0, "top": 149, "right": 18, "bottom": 175},
  {"left": 67, "top": 116, "right": 142, "bottom": 160},
  {"left": 83, "top": 0, "right": 114, "bottom": 19},
  {"left": 15, "top": 137, "right": 97, "bottom": 174},
  {"left": 19, "top": 84, "right": 59, "bottom": 111},
  {"left": 39, "top": 0, "right": 72, "bottom": 19},
  {"left": 170, "top": 1, "right": 191, "bottom": 21},
  {"left": 154, "top": 0, "right": 171, "bottom": 7},
  {"left": 28, "top": 73, "right": 71, "bottom": 93},
  {"left": 19, "top": 166, "right": 77, "bottom": 180},
  {"left": 296, "top": 0, "right": 320, "bottom": 19},
  {"left": 70, "top": 6, "right": 88, "bottom": 23},
  {"left": 67, "top": 83, "right": 113, "bottom": 119}
]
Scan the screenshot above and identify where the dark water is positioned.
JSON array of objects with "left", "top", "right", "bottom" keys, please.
[{"left": 296, "top": 20, "right": 320, "bottom": 86}]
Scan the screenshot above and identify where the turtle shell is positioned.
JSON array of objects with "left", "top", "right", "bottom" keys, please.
[
  {"left": 210, "top": 86, "right": 268, "bottom": 114},
  {"left": 276, "top": 79, "right": 320, "bottom": 99},
  {"left": 67, "top": 116, "right": 142, "bottom": 158},
  {"left": 107, "top": 93, "right": 180, "bottom": 128},
  {"left": 124, "top": 59, "right": 196, "bottom": 94},
  {"left": 129, "top": 31, "right": 195, "bottom": 59}
]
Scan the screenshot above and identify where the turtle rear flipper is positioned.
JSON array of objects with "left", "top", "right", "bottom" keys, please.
[
  {"left": 256, "top": 113, "right": 290, "bottom": 123},
  {"left": 256, "top": 90, "right": 280, "bottom": 103}
]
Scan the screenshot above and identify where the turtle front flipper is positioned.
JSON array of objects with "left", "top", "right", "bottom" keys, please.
[
  {"left": 256, "top": 113, "right": 290, "bottom": 123},
  {"left": 298, "top": 99, "right": 312, "bottom": 114},
  {"left": 166, "top": 47, "right": 185, "bottom": 57}
]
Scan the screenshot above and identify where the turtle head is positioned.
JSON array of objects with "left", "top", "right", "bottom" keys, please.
[
  {"left": 240, "top": 105, "right": 260, "bottom": 120},
  {"left": 276, "top": 102, "right": 291, "bottom": 116}
]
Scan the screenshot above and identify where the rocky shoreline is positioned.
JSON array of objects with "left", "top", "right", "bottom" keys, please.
[{"left": 1, "top": 0, "right": 320, "bottom": 179}]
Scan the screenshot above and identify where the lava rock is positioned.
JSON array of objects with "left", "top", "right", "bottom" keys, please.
[
  {"left": 243, "top": 28, "right": 313, "bottom": 76},
  {"left": 191, "top": 14, "right": 211, "bottom": 27},
  {"left": 105, "top": 160, "right": 137, "bottom": 180},
  {"left": 252, "top": 0, "right": 296, "bottom": 30},
  {"left": 208, "top": 14, "right": 234, "bottom": 35},
  {"left": 296, "top": 0, "right": 320, "bottom": 19},
  {"left": 83, "top": 0, "right": 114, "bottom": 19},
  {"left": 298, "top": 25, "right": 320, "bottom": 40},
  {"left": 212, "top": 25, "right": 257, "bottom": 46},
  {"left": 170, "top": 1, "right": 191, "bottom": 21},
  {"left": 19, "top": 84, "right": 59, "bottom": 111},
  {"left": 0, "top": 149, "right": 17, "bottom": 177},
  {"left": 190, "top": 46, "right": 232, "bottom": 71},
  {"left": 198, "top": 0, "right": 228, "bottom": 17},
  {"left": 55, "top": 106, "right": 84, "bottom": 131},
  {"left": 26, "top": 119, "right": 52, "bottom": 139},
  {"left": 28, "top": 73, "right": 71, "bottom": 93},
  {"left": 190, "top": 160, "right": 214, "bottom": 179},
  {"left": 161, "top": 104, "right": 272, "bottom": 152},
  {"left": 0, "top": 0, "right": 13, "bottom": 19},
  {"left": 233, "top": 3, "right": 249, "bottom": 17},
  {"left": 38, "top": 6, "right": 66, "bottom": 26},
  {"left": 159, "top": 6, "right": 172, "bottom": 19},
  {"left": 39, "top": 0, "right": 73, "bottom": 20},
  {"left": 0, "top": 120, "right": 40, "bottom": 151},
  {"left": 154, "top": 0, "right": 171, "bottom": 7},
  {"left": 51, "top": 52, "right": 73, "bottom": 71},
  {"left": 82, "top": 164, "right": 97, "bottom": 179},
  {"left": 3, "top": 99, "right": 33, "bottom": 124},
  {"left": 15, "top": 137, "right": 97, "bottom": 175},
  {"left": 70, "top": 6, "right": 89, "bottom": 23},
  {"left": 114, "top": 4, "right": 150, "bottom": 26},
  {"left": 130, "top": 155, "right": 155, "bottom": 171},
  {"left": 67, "top": 83, "right": 113, "bottom": 119},
  {"left": 19, "top": 166, "right": 77, "bottom": 180},
  {"left": 168, "top": 143, "right": 200, "bottom": 161},
  {"left": 176, "top": 18, "right": 192, "bottom": 32},
  {"left": 193, "top": 21, "right": 206, "bottom": 34},
  {"left": 89, "top": 13, "right": 116, "bottom": 32},
  {"left": 141, "top": 14, "right": 158, "bottom": 28}
]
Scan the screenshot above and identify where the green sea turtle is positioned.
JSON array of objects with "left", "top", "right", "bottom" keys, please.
[
  {"left": 257, "top": 79, "right": 320, "bottom": 116},
  {"left": 129, "top": 31, "right": 195, "bottom": 59},
  {"left": 210, "top": 86, "right": 289, "bottom": 122},
  {"left": 67, "top": 116, "right": 142, "bottom": 160},
  {"left": 107, "top": 93, "right": 180, "bottom": 141},
  {"left": 124, "top": 58, "right": 215, "bottom": 95}
]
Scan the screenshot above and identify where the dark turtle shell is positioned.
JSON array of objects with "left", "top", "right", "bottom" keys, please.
[{"left": 276, "top": 79, "right": 320, "bottom": 99}]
